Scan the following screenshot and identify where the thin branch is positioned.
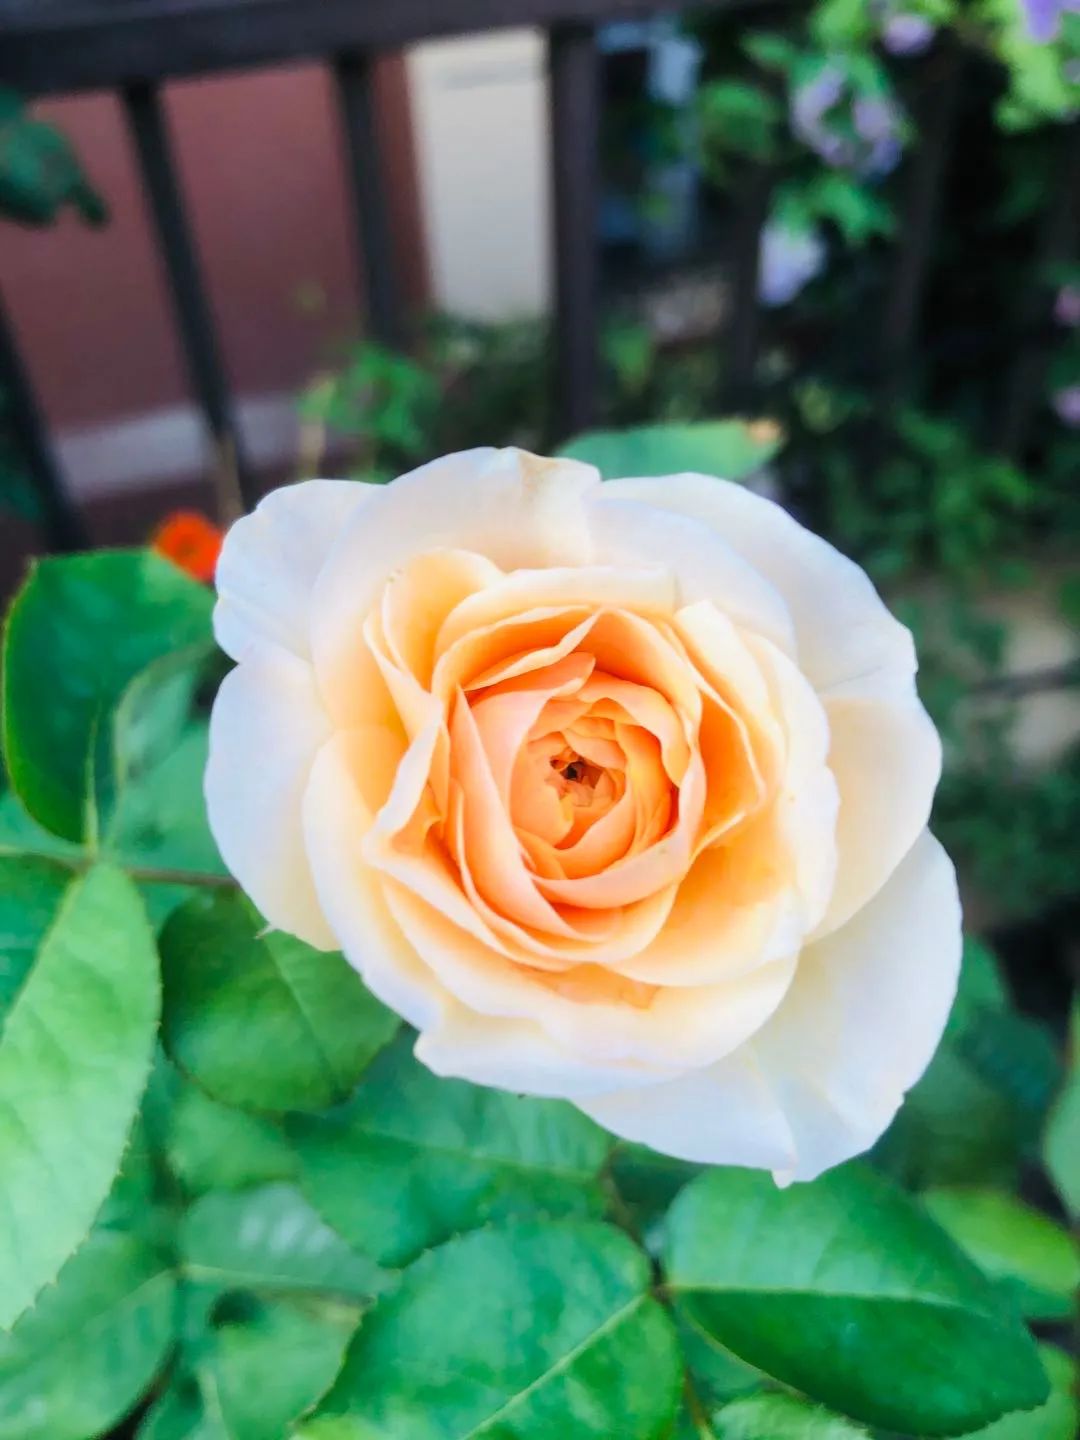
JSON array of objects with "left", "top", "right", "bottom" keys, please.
[
  {"left": 124, "top": 864, "right": 238, "bottom": 889},
  {"left": 599, "top": 1149, "right": 642, "bottom": 1244},
  {"left": 684, "top": 1373, "right": 717, "bottom": 1440},
  {"left": 971, "top": 660, "right": 1080, "bottom": 701}
]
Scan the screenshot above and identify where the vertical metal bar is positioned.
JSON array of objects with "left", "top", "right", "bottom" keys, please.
[
  {"left": 998, "top": 122, "right": 1080, "bottom": 458},
  {"left": 333, "top": 51, "right": 406, "bottom": 350},
  {"left": 0, "top": 290, "right": 86, "bottom": 552},
  {"left": 879, "top": 43, "right": 963, "bottom": 406},
  {"left": 723, "top": 165, "right": 773, "bottom": 413},
  {"left": 549, "top": 22, "right": 600, "bottom": 441},
  {"left": 122, "top": 80, "right": 251, "bottom": 512}
]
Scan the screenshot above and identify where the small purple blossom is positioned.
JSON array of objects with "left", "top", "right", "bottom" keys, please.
[
  {"left": 1052, "top": 384, "right": 1080, "bottom": 426},
  {"left": 1054, "top": 285, "right": 1080, "bottom": 327},
  {"left": 790, "top": 66, "right": 847, "bottom": 156},
  {"left": 790, "top": 65, "right": 905, "bottom": 177},
  {"left": 758, "top": 222, "right": 827, "bottom": 306},
  {"left": 881, "top": 13, "right": 936, "bottom": 55},
  {"left": 1022, "top": 0, "right": 1080, "bottom": 43},
  {"left": 852, "top": 94, "right": 904, "bottom": 175}
]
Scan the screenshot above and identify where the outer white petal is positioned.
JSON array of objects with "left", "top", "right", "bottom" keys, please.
[
  {"left": 310, "top": 448, "right": 602, "bottom": 724},
  {"left": 576, "top": 1050, "right": 797, "bottom": 1171},
  {"left": 214, "top": 478, "right": 371, "bottom": 666},
  {"left": 755, "top": 830, "right": 961, "bottom": 1183},
  {"left": 302, "top": 729, "right": 447, "bottom": 1031},
  {"left": 588, "top": 492, "right": 796, "bottom": 654},
  {"left": 415, "top": 1007, "right": 671, "bottom": 1100},
  {"left": 205, "top": 654, "right": 335, "bottom": 949},
  {"left": 816, "top": 691, "right": 942, "bottom": 937},
  {"left": 747, "top": 635, "right": 839, "bottom": 934},
  {"left": 602, "top": 473, "right": 915, "bottom": 695}
]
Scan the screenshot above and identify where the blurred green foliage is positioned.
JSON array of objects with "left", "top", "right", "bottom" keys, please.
[{"left": 0, "top": 87, "right": 106, "bottom": 531}]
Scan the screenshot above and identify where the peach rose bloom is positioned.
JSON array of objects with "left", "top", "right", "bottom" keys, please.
[{"left": 205, "top": 448, "right": 960, "bottom": 1181}]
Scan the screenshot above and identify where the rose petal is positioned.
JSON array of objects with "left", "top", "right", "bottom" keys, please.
[
  {"left": 205, "top": 653, "right": 335, "bottom": 948},
  {"left": 383, "top": 867, "right": 796, "bottom": 1071},
  {"left": 215, "top": 479, "right": 369, "bottom": 666},
  {"left": 607, "top": 841, "right": 804, "bottom": 987},
  {"left": 415, "top": 1001, "right": 672, "bottom": 1099},
  {"left": 379, "top": 547, "right": 503, "bottom": 686},
  {"left": 756, "top": 830, "right": 961, "bottom": 1183},
  {"left": 746, "top": 636, "right": 840, "bottom": 932},
  {"left": 436, "top": 564, "right": 677, "bottom": 658},
  {"left": 303, "top": 728, "right": 445, "bottom": 1030},
  {"left": 589, "top": 489, "right": 796, "bottom": 653},
  {"left": 576, "top": 1049, "right": 797, "bottom": 1170},
  {"left": 814, "top": 692, "right": 942, "bottom": 937},
  {"left": 311, "top": 449, "right": 601, "bottom": 718},
  {"left": 602, "top": 474, "right": 915, "bottom": 695}
]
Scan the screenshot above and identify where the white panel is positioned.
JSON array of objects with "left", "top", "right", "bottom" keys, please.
[{"left": 407, "top": 30, "right": 551, "bottom": 319}]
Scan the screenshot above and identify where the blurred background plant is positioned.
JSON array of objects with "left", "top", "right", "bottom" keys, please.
[{"left": 0, "top": 86, "right": 106, "bottom": 532}]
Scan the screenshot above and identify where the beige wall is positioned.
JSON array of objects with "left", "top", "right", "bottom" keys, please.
[{"left": 408, "top": 30, "right": 550, "bottom": 320}]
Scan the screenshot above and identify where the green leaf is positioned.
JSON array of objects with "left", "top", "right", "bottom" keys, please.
[
  {"left": 921, "top": 1188, "right": 1079, "bottom": 1322},
  {"left": 0, "top": 1227, "right": 175, "bottom": 1440},
  {"left": 676, "top": 1311, "right": 762, "bottom": 1407},
  {"left": 1057, "top": 574, "right": 1080, "bottom": 629},
  {"left": 110, "top": 719, "right": 227, "bottom": 878},
  {"left": 742, "top": 33, "right": 801, "bottom": 73},
  {"left": 288, "top": 1032, "right": 612, "bottom": 1267},
  {"left": 662, "top": 1164, "right": 1048, "bottom": 1436},
  {"left": 713, "top": 1391, "right": 868, "bottom": 1438},
  {"left": 138, "top": 1378, "right": 211, "bottom": 1440},
  {"left": 161, "top": 891, "right": 398, "bottom": 1113},
  {"left": 0, "top": 853, "right": 69, "bottom": 1020},
  {"left": 874, "top": 940, "right": 1060, "bottom": 1188},
  {"left": 1, "top": 721, "right": 225, "bottom": 928},
  {"left": 208, "top": 1297, "right": 355, "bottom": 1440},
  {"left": 140, "top": 1292, "right": 356, "bottom": 1440},
  {"left": 559, "top": 420, "right": 782, "bottom": 482},
  {"left": 138, "top": 1377, "right": 209, "bottom": 1440},
  {"left": 966, "top": 1346, "right": 1078, "bottom": 1440},
  {"left": 2, "top": 549, "right": 213, "bottom": 843},
  {"left": 1044, "top": 1003, "right": 1080, "bottom": 1218},
  {"left": 179, "top": 1184, "right": 392, "bottom": 1302},
  {"left": 609, "top": 1142, "right": 701, "bottom": 1241},
  {"left": 797, "top": 173, "right": 895, "bottom": 245},
  {"left": 166, "top": 1084, "right": 297, "bottom": 1197},
  {"left": 303, "top": 1221, "right": 682, "bottom": 1439},
  {"left": 0, "top": 96, "right": 107, "bottom": 226},
  {"left": 97, "top": 1117, "right": 161, "bottom": 1234},
  {"left": 0, "top": 862, "right": 160, "bottom": 1328}
]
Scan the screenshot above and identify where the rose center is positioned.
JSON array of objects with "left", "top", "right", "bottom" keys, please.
[{"left": 549, "top": 747, "right": 604, "bottom": 799}]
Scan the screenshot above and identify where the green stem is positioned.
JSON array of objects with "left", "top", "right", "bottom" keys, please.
[
  {"left": 684, "top": 1374, "right": 716, "bottom": 1440},
  {"left": 124, "top": 864, "right": 238, "bottom": 890},
  {"left": 0, "top": 844, "right": 237, "bottom": 891},
  {"left": 600, "top": 1150, "right": 642, "bottom": 1244}
]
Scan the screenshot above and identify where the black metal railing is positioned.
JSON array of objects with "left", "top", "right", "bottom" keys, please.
[{"left": 0, "top": 0, "right": 1074, "bottom": 552}]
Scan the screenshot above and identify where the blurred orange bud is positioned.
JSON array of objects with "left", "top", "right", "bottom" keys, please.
[{"left": 152, "top": 510, "right": 222, "bottom": 584}]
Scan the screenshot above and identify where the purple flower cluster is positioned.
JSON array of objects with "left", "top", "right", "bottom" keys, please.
[
  {"left": 1052, "top": 384, "right": 1080, "bottom": 426},
  {"left": 758, "top": 221, "right": 827, "bottom": 306},
  {"left": 790, "top": 65, "right": 904, "bottom": 177},
  {"left": 1054, "top": 285, "right": 1080, "bottom": 327},
  {"left": 1022, "top": 0, "right": 1080, "bottom": 44},
  {"left": 881, "top": 12, "right": 936, "bottom": 56}
]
